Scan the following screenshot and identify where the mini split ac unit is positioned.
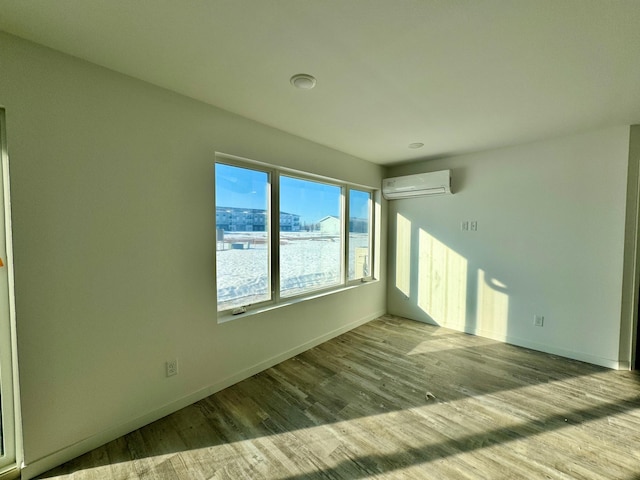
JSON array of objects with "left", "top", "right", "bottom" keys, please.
[{"left": 382, "top": 169, "right": 452, "bottom": 200}]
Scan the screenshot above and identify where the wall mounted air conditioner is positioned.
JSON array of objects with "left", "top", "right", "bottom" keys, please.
[{"left": 382, "top": 170, "right": 452, "bottom": 199}]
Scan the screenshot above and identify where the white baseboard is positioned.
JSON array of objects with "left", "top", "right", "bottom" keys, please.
[
  {"left": 467, "top": 326, "right": 621, "bottom": 369},
  {"left": 21, "top": 310, "right": 384, "bottom": 480},
  {"left": 409, "top": 316, "right": 622, "bottom": 370}
]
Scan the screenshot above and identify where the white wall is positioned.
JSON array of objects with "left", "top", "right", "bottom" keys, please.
[
  {"left": 0, "top": 32, "right": 386, "bottom": 478},
  {"left": 386, "top": 126, "right": 630, "bottom": 369}
]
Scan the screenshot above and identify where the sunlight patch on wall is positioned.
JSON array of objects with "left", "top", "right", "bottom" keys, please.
[
  {"left": 475, "top": 269, "right": 509, "bottom": 340},
  {"left": 395, "top": 213, "right": 411, "bottom": 297},
  {"left": 417, "top": 229, "right": 467, "bottom": 325}
]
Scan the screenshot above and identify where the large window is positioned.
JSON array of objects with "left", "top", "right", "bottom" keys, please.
[
  {"left": 214, "top": 156, "right": 376, "bottom": 314},
  {"left": 215, "top": 163, "right": 271, "bottom": 311}
]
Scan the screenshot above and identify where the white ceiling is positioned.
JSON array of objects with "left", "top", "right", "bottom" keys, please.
[{"left": 1, "top": 0, "right": 639, "bottom": 165}]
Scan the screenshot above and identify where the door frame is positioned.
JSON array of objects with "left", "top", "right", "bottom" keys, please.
[
  {"left": 0, "top": 107, "right": 21, "bottom": 478},
  {"left": 620, "top": 125, "right": 640, "bottom": 370}
]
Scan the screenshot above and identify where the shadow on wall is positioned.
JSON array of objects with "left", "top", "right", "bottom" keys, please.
[{"left": 394, "top": 212, "right": 511, "bottom": 340}]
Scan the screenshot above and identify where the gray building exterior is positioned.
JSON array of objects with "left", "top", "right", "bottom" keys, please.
[{"left": 216, "top": 207, "right": 300, "bottom": 232}]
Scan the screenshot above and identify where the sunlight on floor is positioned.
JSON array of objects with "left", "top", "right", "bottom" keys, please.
[
  {"left": 407, "top": 330, "right": 499, "bottom": 355},
  {"left": 45, "top": 370, "right": 640, "bottom": 480}
]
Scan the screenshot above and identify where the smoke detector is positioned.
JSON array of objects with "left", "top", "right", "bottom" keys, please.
[{"left": 290, "top": 73, "right": 317, "bottom": 90}]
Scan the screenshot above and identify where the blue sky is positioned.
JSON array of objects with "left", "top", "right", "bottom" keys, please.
[{"left": 215, "top": 163, "right": 369, "bottom": 224}]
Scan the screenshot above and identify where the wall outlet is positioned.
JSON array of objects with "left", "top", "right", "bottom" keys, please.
[
  {"left": 461, "top": 220, "right": 478, "bottom": 231},
  {"left": 166, "top": 359, "right": 178, "bottom": 377},
  {"left": 534, "top": 315, "right": 544, "bottom": 327}
]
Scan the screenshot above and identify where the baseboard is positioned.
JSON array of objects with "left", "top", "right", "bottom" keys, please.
[
  {"left": 407, "top": 316, "right": 622, "bottom": 370},
  {"left": 469, "top": 327, "right": 621, "bottom": 369},
  {"left": 21, "top": 310, "right": 383, "bottom": 480}
]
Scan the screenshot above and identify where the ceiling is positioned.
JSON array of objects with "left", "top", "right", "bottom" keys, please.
[{"left": 0, "top": 0, "right": 639, "bottom": 165}]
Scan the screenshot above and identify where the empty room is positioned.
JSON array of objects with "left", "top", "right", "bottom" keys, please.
[{"left": 0, "top": 1, "right": 639, "bottom": 479}]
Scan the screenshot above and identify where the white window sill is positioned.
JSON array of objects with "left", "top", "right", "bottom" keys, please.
[{"left": 216, "top": 278, "right": 378, "bottom": 324}]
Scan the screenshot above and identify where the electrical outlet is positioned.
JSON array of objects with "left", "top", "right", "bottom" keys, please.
[
  {"left": 461, "top": 221, "right": 469, "bottom": 231},
  {"left": 470, "top": 221, "right": 478, "bottom": 231},
  {"left": 534, "top": 315, "right": 544, "bottom": 327},
  {"left": 166, "top": 359, "right": 178, "bottom": 377}
]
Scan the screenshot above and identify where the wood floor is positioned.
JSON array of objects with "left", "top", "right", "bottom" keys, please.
[{"left": 37, "top": 315, "right": 640, "bottom": 479}]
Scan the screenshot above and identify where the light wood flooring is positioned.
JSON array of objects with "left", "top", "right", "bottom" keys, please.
[{"left": 37, "top": 315, "right": 640, "bottom": 479}]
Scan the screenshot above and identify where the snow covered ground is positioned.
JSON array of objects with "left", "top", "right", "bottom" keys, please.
[{"left": 216, "top": 233, "right": 369, "bottom": 310}]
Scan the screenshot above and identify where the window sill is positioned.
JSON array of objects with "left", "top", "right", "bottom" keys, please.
[{"left": 216, "top": 278, "right": 378, "bottom": 324}]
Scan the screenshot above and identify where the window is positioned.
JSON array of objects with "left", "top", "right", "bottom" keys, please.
[
  {"left": 280, "top": 175, "right": 342, "bottom": 298},
  {"left": 348, "top": 189, "right": 372, "bottom": 281},
  {"left": 214, "top": 155, "right": 376, "bottom": 315},
  {"left": 215, "top": 163, "right": 271, "bottom": 311}
]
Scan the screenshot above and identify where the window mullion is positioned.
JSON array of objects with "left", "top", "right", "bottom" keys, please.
[
  {"left": 367, "top": 193, "right": 374, "bottom": 280},
  {"left": 342, "top": 187, "right": 349, "bottom": 286},
  {"left": 271, "top": 170, "right": 281, "bottom": 303}
]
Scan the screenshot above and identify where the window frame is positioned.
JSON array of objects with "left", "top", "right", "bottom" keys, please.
[
  {"left": 346, "top": 187, "right": 374, "bottom": 284},
  {"left": 214, "top": 158, "right": 275, "bottom": 312},
  {"left": 278, "top": 172, "right": 345, "bottom": 300},
  {"left": 214, "top": 153, "right": 376, "bottom": 318}
]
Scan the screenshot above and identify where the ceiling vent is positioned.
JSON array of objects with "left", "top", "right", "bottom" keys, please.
[{"left": 382, "top": 170, "right": 452, "bottom": 199}]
